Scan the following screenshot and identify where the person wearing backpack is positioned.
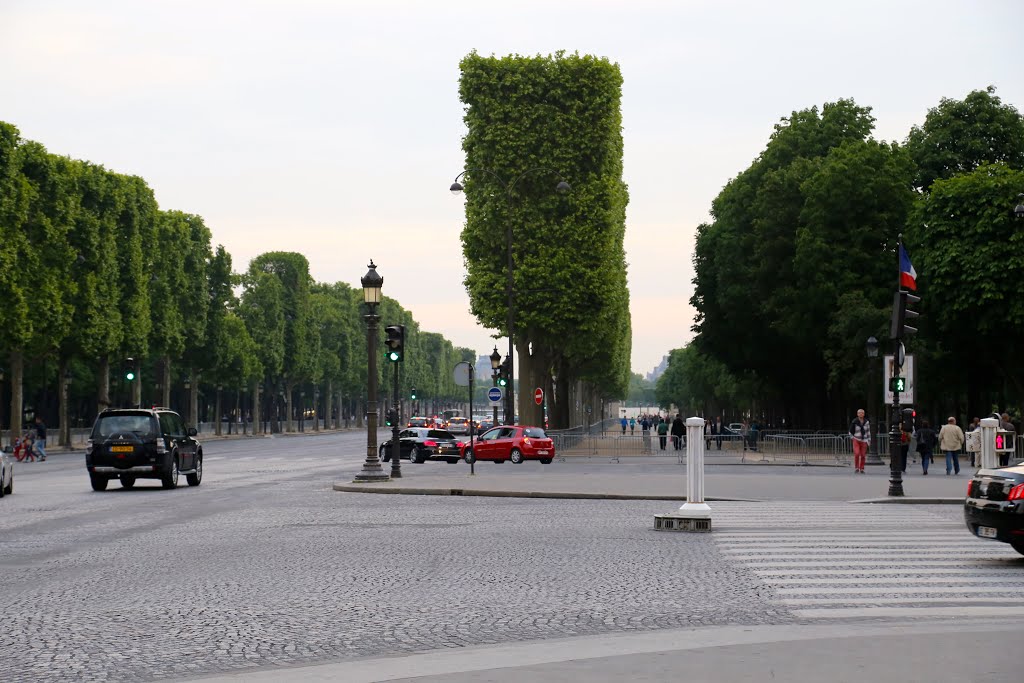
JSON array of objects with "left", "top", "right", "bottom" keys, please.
[{"left": 915, "top": 419, "right": 937, "bottom": 475}]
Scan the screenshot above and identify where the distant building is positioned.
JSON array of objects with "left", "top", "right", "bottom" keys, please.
[{"left": 646, "top": 355, "right": 669, "bottom": 383}]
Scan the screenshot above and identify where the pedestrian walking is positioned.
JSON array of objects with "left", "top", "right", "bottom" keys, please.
[
  {"left": 620, "top": 415, "right": 628, "bottom": 435},
  {"left": 748, "top": 419, "right": 759, "bottom": 452},
  {"left": 967, "top": 417, "right": 981, "bottom": 466},
  {"left": 938, "top": 416, "right": 965, "bottom": 475},
  {"left": 657, "top": 418, "right": 668, "bottom": 450},
  {"left": 916, "top": 420, "right": 936, "bottom": 475},
  {"left": 740, "top": 419, "right": 749, "bottom": 452},
  {"left": 670, "top": 414, "right": 685, "bottom": 451},
  {"left": 999, "top": 412, "right": 1015, "bottom": 467},
  {"left": 849, "top": 408, "right": 870, "bottom": 473},
  {"left": 640, "top": 415, "right": 652, "bottom": 452},
  {"left": 704, "top": 418, "right": 712, "bottom": 451},
  {"left": 714, "top": 416, "right": 724, "bottom": 450},
  {"left": 629, "top": 416, "right": 636, "bottom": 435},
  {"left": 33, "top": 416, "right": 47, "bottom": 461}
]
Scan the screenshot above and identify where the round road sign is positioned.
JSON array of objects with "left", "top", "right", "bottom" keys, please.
[
  {"left": 534, "top": 387, "right": 544, "bottom": 405},
  {"left": 487, "top": 387, "right": 503, "bottom": 404}
]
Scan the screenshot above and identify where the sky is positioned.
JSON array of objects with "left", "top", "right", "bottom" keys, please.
[{"left": 2, "top": 0, "right": 1022, "bottom": 377}]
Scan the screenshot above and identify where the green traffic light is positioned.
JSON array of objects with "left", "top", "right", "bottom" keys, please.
[
  {"left": 388, "top": 351, "right": 400, "bottom": 362},
  {"left": 126, "top": 372, "right": 135, "bottom": 381}
]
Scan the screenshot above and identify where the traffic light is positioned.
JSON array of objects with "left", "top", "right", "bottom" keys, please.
[
  {"left": 384, "top": 324, "right": 405, "bottom": 362},
  {"left": 888, "top": 377, "right": 906, "bottom": 392},
  {"left": 124, "top": 357, "right": 135, "bottom": 381},
  {"left": 890, "top": 290, "right": 920, "bottom": 339},
  {"left": 384, "top": 408, "right": 397, "bottom": 427},
  {"left": 901, "top": 408, "right": 916, "bottom": 433},
  {"left": 410, "top": 387, "right": 417, "bottom": 400},
  {"left": 497, "top": 359, "right": 509, "bottom": 387}
]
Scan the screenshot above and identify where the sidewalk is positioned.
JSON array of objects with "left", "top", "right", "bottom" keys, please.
[{"left": 335, "top": 460, "right": 971, "bottom": 503}]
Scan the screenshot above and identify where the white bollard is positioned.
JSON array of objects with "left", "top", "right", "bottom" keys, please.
[
  {"left": 654, "top": 416, "right": 712, "bottom": 532},
  {"left": 980, "top": 417, "right": 998, "bottom": 469}
]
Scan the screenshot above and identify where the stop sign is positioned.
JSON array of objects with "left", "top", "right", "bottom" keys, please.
[{"left": 534, "top": 388, "right": 544, "bottom": 405}]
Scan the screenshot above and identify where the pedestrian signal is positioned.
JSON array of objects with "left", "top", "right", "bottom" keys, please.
[{"left": 889, "top": 377, "right": 906, "bottom": 392}]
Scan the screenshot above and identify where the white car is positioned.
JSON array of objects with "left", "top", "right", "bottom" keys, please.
[{"left": 0, "top": 446, "right": 13, "bottom": 497}]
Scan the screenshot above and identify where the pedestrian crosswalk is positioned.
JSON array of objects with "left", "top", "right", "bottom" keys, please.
[{"left": 713, "top": 502, "right": 1024, "bottom": 620}]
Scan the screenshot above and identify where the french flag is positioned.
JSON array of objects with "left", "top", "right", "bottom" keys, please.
[{"left": 899, "top": 244, "right": 917, "bottom": 291}]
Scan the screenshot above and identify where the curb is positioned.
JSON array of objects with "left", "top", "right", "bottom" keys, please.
[
  {"left": 332, "top": 484, "right": 757, "bottom": 502},
  {"left": 848, "top": 497, "right": 963, "bottom": 505}
]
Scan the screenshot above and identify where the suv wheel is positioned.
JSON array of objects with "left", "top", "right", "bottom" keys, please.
[
  {"left": 410, "top": 446, "right": 423, "bottom": 464},
  {"left": 161, "top": 457, "right": 179, "bottom": 490},
  {"left": 187, "top": 456, "right": 202, "bottom": 486},
  {"left": 120, "top": 476, "right": 135, "bottom": 489},
  {"left": 90, "top": 474, "right": 108, "bottom": 492},
  {"left": 510, "top": 448, "right": 524, "bottom": 464}
]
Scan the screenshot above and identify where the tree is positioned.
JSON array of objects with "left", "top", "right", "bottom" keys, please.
[
  {"left": 458, "top": 51, "right": 631, "bottom": 428},
  {"left": 906, "top": 86, "right": 1024, "bottom": 191}
]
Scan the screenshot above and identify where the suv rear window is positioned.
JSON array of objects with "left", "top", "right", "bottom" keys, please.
[
  {"left": 524, "top": 428, "right": 547, "bottom": 438},
  {"left": 93, "top": 414, "right": 158, "bottom": 439}
]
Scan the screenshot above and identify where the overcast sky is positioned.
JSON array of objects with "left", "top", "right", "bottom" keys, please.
[{"left": 2, "top": 0, "right": 1021, "bottom": 376}]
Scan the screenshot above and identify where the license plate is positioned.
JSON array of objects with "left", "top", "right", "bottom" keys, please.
[
  {"left": 537, "top": 450, "right": 549, "bottom": 455},
  {"left": 110, "top": 446, "right": 133, "bottom": 453},
  {"left": 978, "top": 526, "right": 998, "bottom": 539}
]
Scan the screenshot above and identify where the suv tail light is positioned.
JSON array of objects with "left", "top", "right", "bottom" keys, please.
[
  {"left": 423, "top": 440, "right": 437, "bottom": 448},
  {"left": 1008, "top": 483, "right": 1024, "bottom": 501},
  {"left": 967, "top": 481, "right": 974, "bottom": 497}
]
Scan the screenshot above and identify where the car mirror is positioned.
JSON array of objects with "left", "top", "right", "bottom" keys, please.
[{"left": 187, "top": 427, "right": 198, "bottom": 437}]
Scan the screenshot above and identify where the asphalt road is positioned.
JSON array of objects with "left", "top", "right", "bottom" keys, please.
[{"left": 2, "top": 432, "right": 1021, "bottom": 683}]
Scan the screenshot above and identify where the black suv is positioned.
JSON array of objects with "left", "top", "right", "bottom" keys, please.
[{"left": 85, "top": 408, "right": 202, "bottom": 491}]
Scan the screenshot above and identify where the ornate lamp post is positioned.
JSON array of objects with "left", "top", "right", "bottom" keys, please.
[
  {"left": 865, "top": 336, "right": 881, "bottom": 463},
  {"left": 450, "top": 170, "right": 570, "bottom": 426},
  {"left": 490, "top": 346, "right": 501, "bottom": 427},
  {"left": 354, "top": 260, "right": 390, "bottom": 482}
]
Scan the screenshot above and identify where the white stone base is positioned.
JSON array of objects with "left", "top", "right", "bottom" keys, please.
[
  {"left": 677, "top": 501, "right": 712, "bottom": 518},
  {"left": 654, "top": 513, "right": 712, "bottom": 532}
]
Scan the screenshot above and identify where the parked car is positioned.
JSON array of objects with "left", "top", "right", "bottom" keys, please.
[
  {"left": 379, "top": 428, "right": 463, "bottom": 464},
  {"left": 460, "top": 426, "right": 554, "bottom": 464},
  {"left": 0, "top": 445, "right": 13, "bottom": 497},
  {"left": 446, "top": 417, "right": 471, "bottom": 435},
  {"left": 964, "top": 463, "right": 1024, "bottom": 556},
  {"left": 85, "top": 408, "right": 202, "bottom": 491}
]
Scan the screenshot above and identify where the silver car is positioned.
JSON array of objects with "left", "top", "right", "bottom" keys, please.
[{"left": 0, "top": 445, "right": 13, "bottom": 498}]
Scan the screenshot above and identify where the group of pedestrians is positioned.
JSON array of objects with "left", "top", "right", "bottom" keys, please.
[
  {"left": 849, "top": 409, "right": 1016, "bottom": 476},
  {"left": 13, "top": 417, "right": 47, "bottom": 462}
]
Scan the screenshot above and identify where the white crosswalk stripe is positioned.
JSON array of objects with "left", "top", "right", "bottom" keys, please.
[{"left": 714, "top": 502, "right": 1023, "bottom": 620}]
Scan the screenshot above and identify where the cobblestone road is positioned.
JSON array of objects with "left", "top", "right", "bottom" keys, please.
[{"left": 1, "top": 433, "right": 1019, "bottom": 682}]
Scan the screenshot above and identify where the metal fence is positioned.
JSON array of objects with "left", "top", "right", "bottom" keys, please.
[{"left": 546, "top": 427, "right": 1024, "bottom": 467}]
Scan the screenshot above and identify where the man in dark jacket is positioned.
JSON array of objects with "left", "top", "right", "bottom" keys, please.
[{"left": 670, "top": 415, "right": 685, "bottom": 451}]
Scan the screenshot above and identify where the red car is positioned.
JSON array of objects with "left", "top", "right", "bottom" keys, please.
[{"left": 460, "top": 425, "right": 555, "bottom": 464}]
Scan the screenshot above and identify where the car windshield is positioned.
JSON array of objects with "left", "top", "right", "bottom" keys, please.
[
  {"left": 524, "top": 427, "right": 547, "bottom": 438},
  {"left": 428, "top": 430, "right": 455, "bottom": 439},
  {"left": 93, "top": 414, "right": 157, "bottom": 439}
]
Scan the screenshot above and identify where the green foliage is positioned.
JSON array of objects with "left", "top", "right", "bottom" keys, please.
[
  {"left": 906, "top": 86, "right": 1024, "bottom": 191},
  {"left": 458, "top": 51, "right": 632, "bottom": 411}
]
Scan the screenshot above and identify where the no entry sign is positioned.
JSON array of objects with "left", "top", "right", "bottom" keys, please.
[{"left": 534, "top": 388, "right": 544, "bottom": 405}]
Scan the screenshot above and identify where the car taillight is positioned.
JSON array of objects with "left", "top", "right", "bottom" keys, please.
[
  {"left": 423, "top": 440, "right": 437, "bottom": 448},
  {"left": 967, "top": 481, "right": 974, "bottom": 497},
  {"left": 522, "top": 437, "right": 531, "bottom": 446},
  {"left": 1008, "top": 484, "right": 1024, "bottom": 501}
]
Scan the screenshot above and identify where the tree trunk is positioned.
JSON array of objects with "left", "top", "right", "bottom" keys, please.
[
  {"left": 252, "top": 381, "right": 261, "bottom": 435},
  {"left": 131, "top": 357, "right": 142, "bottom": 408},
  {"left": 59, "top": 358, "right": 71, "bottom": 449},
  {"left": 285, "top": 383, "right": 294, "bottom": 432},
  {"left": 314, "top": 387, "right": 321, "bottom": 431},
  {"left": 357, "top": 398, "right": 364, "bottom": 428},
  {"left": 10, "top": 350, "right": 23, "bottom": 442},
  {"left": 325, "top": 380, "right": 333, "bottom": 430},
  {"left": 161, "top": 356, "right": 171, "bottom": 408},
  {"left": 97, "top": 355, "right": 111, "bottom": 416},
  {"left": 188, "top": 367, "right": 199, "bottom": 429},
  {"left": 214, "top": 388, "right": 222, "bottom": 436}
]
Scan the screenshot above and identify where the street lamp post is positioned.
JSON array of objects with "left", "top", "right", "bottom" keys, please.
[
  {"left": 355, "top": 260, "right": 390, "bottom": 482},
  {"left": 490, "top": 346, "right": 501, "bottom": 427},
  {"left": 865, "top": 336, "right": 881, "bottom": 463},
  {"left": 450, "top": 169, "right": 570, "bottom": 426}
]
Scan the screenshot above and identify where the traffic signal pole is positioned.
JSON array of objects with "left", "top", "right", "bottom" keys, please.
[{"left": 888, "top": 352, "right": 904, "bottom": 497}]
